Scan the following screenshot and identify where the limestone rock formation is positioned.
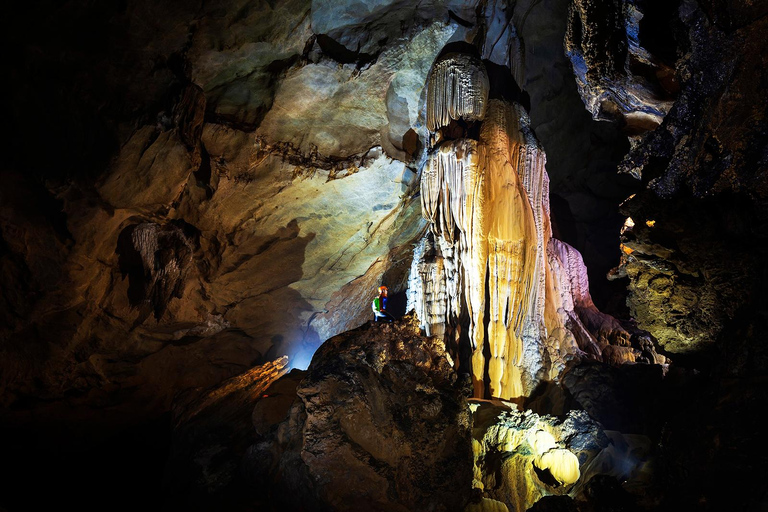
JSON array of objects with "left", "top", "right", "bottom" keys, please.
[
  {"left": 2, "top": 0, "right": 459, "bottom": 422},
  {"left": 5, "top": 0, "right": 768, "bottom": 510},
  {"left": 427, "top": 53, "right": 490, "bottom": 132},
  {"left": 116, "top": 222, "right": 194, "bottom": 326},
  {"left": 565, "top": 4, "right": 768, "bottom": 508},
  {"left": 165, "top": 357, "right": 291, "bottom": 508},
  {"left": 0, "top": 0, "right": 643, "bottom": 435},
  {"left": 573, "top": 0, "right": 768, "bottom": 365},
  {"left": 469, "top": 399, "right": 652, "bottom": 512},
  {"left": 248, "top": 318, "right": 474, "bottom": 512},
  {"left": 411, "top": 50, "right": 647, "bottom": 400}
]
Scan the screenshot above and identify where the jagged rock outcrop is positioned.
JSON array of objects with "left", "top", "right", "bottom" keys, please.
[
  {"left": 569, "top": 0, "right": 768, "bottom": 365},
  {"left": 568, "top": 1, "right": 768, "bottom": 510},
  {"left": 565, "top": 0, "right": 678, "bottom": 134},
  {"left": 469, "top": 399, "right": 654, "bottom": 512},
  {"left": 248, "top": 318, "right": 474, "bottom": 512},
  {"left": 512, "top": 0, "right": 639, "bottom": 312}
]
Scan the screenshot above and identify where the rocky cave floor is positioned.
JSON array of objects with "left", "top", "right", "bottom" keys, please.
[{"left": 2, "top": 317, "right": 767, "bottom": 512}]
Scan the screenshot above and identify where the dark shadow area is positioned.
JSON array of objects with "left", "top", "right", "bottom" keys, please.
[
  {"left": 484, "top": 60, "right": 530, "bottom": 111},
  {"left": 533, "top": 465, "right": 561, "bottom": 488},
  {"left": 316, "top": 34, "right": 377, "bottom": 67},
  {"left": 435, "top": 40, "right": 481, "bottom": 60},
  {"left": 0, "top": 414, "right": 172, "bottom": 512}
]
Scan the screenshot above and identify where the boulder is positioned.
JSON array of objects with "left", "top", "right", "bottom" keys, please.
[{"left": 248, "top": 317, "right": 474, "bottom": 511}]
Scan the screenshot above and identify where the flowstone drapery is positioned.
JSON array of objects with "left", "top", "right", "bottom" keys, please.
[{"left": 409, "top": 51, "right": 638, "bottom": 399}]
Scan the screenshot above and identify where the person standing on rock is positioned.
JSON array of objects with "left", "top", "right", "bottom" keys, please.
[{"left": 372, "top": 285, "right": 394, "bottom": 322}]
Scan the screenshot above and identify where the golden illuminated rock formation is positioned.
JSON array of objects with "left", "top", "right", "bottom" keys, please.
[
  {"left": 412, "top": 51, "right": 635, "bottom": 399},
  {"left": 469, "top": 401, "right": 592, "bottom": 511}
]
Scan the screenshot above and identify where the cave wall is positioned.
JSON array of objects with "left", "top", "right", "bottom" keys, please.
[
  {"left": 2, "top": 0, "right": 767, "bottom": 510},
  {"left": 566, "top": 0, "right": 768, "bottom": 363},
  {"left": 2, "top": 0, "right": 635, "bottom": 422},
  {"left": 1, "top": 0, "right": 466, "bottom": 422},
  {"left": 563, "top": 0, "right": 768, "bottom": 509}
]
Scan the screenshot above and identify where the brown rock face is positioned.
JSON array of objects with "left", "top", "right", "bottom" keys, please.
[
  {"left": 568, "top": 0, "right": 768, "bottom": 509},
  {"left": 249, "top": 318, "right": 474, "bottom": 512},
  {"left": 565, "top": 0, "right": 678, "bottom": 133}
]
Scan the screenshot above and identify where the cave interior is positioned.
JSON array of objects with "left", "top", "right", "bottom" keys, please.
[{"left": 2, "top": 0, "right": 768, "bottom": 511}]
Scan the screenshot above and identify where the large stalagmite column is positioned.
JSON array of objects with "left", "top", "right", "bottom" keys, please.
[{"left": 411, "top": 51, "right": 620, "bottom": 399}]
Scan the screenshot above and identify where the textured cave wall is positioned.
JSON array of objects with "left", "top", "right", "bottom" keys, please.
[
  {"left": 566, "top": 0, "right": 768, "bottom": 509},
  {"left": 248, "top": 320, "right": 474, "bottom": 512},
  {"left": 2, "top": 0, "right": 471, "bottom": 424}
]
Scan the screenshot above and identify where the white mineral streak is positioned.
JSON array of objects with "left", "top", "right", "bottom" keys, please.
[{"left": 426, "top": 53, "right": 490, "bottom": 132}]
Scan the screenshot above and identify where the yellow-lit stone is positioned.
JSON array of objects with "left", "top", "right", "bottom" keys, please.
[
  {"left": 464, "top": 497, "right": 510, "bottom": 512},
  {"left": 530, "top": 429, "right": 557, "bottom": 455},
  {"left": 536, "top": 448, "right": 581, "bottom": 485}
]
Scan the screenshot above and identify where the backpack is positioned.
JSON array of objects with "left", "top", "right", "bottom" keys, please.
[{"left": 372, "top": 297, "right": 382, "bottom": 312}]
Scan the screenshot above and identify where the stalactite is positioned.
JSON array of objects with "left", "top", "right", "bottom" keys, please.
[
  {"left": 420, "top": 93, "right": 543, "bottom": 398},
  {"left": 117, "top": 222, "right": 193, "bottom": 325},
  {"left": 426, "top": 53, "right": 490, "bottom": 132},
  {"left": 408, "top": 234, "right": 449, "bottom": 339}
]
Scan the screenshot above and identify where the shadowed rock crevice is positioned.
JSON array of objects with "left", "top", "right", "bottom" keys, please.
[{"left": 315, "top": 34, "right": 379, "bottom": 68}]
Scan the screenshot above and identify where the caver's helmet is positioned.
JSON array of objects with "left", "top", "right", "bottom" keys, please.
[{"left": 378, "top": 286, "right": 388, "bottom": 294}]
